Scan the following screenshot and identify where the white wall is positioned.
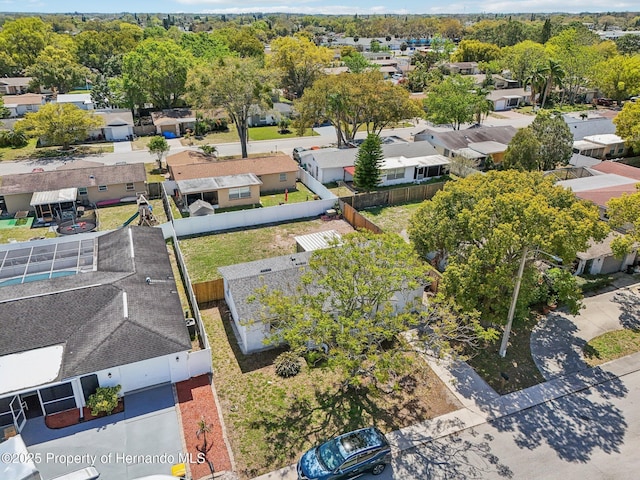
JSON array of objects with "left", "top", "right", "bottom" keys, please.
[
  {"left": 297, "top": 168, "right": 337, "bottom": 199},
  {"left": 187, "top": 349, "right": 212, "bottom": 377},
  {"left": 173, "top": 198, "right": 336, "bottom": 237},
  {"left": 116, "top": 355, "right": 173, "bottom": 393}
]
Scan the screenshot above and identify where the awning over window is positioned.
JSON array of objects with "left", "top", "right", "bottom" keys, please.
[
  {"left": 30, "top": 187, "right": 78, "bottom": 206},
  {"left": 344, "top": 166, "right": 355, "bottom": 175}
]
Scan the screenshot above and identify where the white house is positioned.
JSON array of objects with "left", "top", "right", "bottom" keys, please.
[
  {"left": 576, "top": 232, "right": 637, "bottom": 275},
  {"left": 219, "top": 251, "right": 425, "bottom": 354},
  {"left": 341, "top": 154, "right": 449, "bottom": 186},
  {"left": 300, "top": 141, "right": 440, "bottom": 184},
  {"left": 487, "top": 88, "right": 531, "bottom": 111},
  {"left": 563, "top": 111, "right": 616, "bottom": 141},
  {"left": 55, "top": 93, "right": 94, "bottom": 110},
  {"left": 91, "top": 109, "right": 134, "bottom": 141},
  {"left": 2, "top": 94, "right": 45, "bottom": 118},
  {"left": 0, "top": 227, "right": 206, "bottom": 437},
  {"left": 583, "top": 134, "right": 627, "bottom": 159}
]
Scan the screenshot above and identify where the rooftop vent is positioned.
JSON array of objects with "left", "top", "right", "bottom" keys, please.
[{"left": 260, "top": 268, "right": 272, "bottom": 273}]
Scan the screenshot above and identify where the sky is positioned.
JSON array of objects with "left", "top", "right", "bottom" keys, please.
[{"left": 0, "top": 0, "right": 638, "bottom": 15}]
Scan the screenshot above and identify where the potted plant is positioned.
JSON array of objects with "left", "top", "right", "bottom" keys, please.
[{"left": 87, "top": 385, "right": 122, "bottom": 417}]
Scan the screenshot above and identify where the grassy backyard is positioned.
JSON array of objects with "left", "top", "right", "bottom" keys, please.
[
  {"left": 248, "top": 126, "right": 317, "bottom": 141},
  {"left": 359, "top": 201, "right": 425, "bottom": 235},
  {"left": 95, "top": 199, "right": 167, "bottom": 231},
  {"left": 180, "top": 218, "right": 355, "bottom": 283},
  {"left": 201, "top": 302, "right": 460, "bottom": 479},
  {"left": 260, "top": 181, "right": 316, "bottom": 207},
  {"left": 0, "top": 219, "right": 56, "bottom": 243}
]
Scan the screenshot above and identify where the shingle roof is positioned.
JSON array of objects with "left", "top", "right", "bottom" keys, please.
[
  {"left": 168, "top": 153, "right": 298, "bottom": 180},
  {"left": 591, "top": 161, "right": 640, "bottom": 180},
  {"left": 0, "top": 164, "right": 146, "bottom": 195},
  {"left": 0, "top": 77, "right": 32, "bottom": 87},
  {"left": 2, "top": 93, "right": 44, "bottom": 106},
  {"left": 420, "top": 126, "right": 517, "bottom": 151},
  {"left": 304, "top": 142, "right": 440, "bottom": 169},
  {"left": 151, "top": 109, "right": 195, "bottom": 125},
  {"left": 0, "top": 227, "right": 191, "bottom": 385},
  {"left": 219, "top": 252, "right": 313, "bottom": 321}
]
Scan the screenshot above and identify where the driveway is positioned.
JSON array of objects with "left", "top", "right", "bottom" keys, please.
[
  {"left": 22, "top": 384, "right": 183, "bottom": 480},
  {"left": 530, "top": 276, "right": 640, "bottom": 380}
]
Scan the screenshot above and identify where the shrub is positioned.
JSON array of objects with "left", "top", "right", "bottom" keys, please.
[
  {"left": 87, "top": 385, "right": 121, "bottom": 416},
  {"left": 274, "top": 351, "right": 303, "bottom": 378}
]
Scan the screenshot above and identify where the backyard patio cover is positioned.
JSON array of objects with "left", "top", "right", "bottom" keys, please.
[{"left": 30, "top": 187, "right": 78, "bottom": 206}]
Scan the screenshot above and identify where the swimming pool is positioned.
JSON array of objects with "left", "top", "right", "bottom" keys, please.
[{"left": 0, "top": 270, "right": 77, "bottom": 287}]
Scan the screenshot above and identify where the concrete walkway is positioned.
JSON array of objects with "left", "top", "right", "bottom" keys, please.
[
  {"left": 252, "top": 280, "right": 640, "bottom": 480},
  {"left": 113, "top": 140, "right": 133, "bottom": 153}
]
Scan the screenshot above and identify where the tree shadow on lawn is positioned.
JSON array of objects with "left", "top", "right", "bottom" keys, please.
[
  {"left": 215, "top": 300, "right": 288, "bottom": 373},
  {"left": 394, "top": 428, "right": 514, "bottom": 479},
  {"left": 491, "top": 371, "right": 628, "bottom": 463},
  {"left": 249, "top": 376, "right": 432, "bottom": 470}
]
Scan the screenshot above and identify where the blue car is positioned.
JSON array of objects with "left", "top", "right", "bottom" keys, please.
[{"left": 297, "top": 427, "right": 391, "bottom": 480}]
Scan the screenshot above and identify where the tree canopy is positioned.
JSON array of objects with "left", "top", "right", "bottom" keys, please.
[
  {"left": 607, "top": 188, "right": 640, "bottom": 257},
  {"left": 503, "top": 112, "right": 573, "bottom": 171},
  {"left": 268, "top": 35, "right": 333, "bottom": 98},
  {"left": 187, "top": 57, "right": 273, "bottom": 158},
  {"left": 423, "top": 75, "right": 483, "bottom": 129},
  {"left": 409, "top": 170, "right": 607, "bottom": 326},
  {"left": 354, "top": 134, "right": 383, "bottom": 192},
  {"left": 26, "top": 45, "right": 90, "bottom": 94},
  {"left": 295, "top": 72, "right": 421, "bottom": 147},
  {"left": 147, "top": 136, "right": 170, "bottom": 169},
  {"left": 122, "top": 39, "right": 193, "bottom": 109},
  {"left": 613, "top": 100, "right": 640, "bottom": 153},
  {"left": 591, "top": 55, "right": 640, "bottom": 103},
  {"left": 15, "top": 103, "right": 103, "bottom": 150}
]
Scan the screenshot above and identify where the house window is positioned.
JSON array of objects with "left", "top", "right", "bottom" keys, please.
[
  {"left": 618, "top": 147, "right": 624, "bottom": 154},
  {"left": 279, "top": 173, "right": 287, "bottom": 182},
  {"left": 443, "top": 148, "right": 451, "bottom": 157},
  {"left": 126, "top": 183, "right": 135, "bottom": 191},
  {"left": 386, "top": 168, "right": 405, "bottom": 180},
  {"left": 229, "top": 186, "right": 251, "bottom": 200},
  {"left": 98, "top": 185, "right": 108, "bottom": 192},
  {"left": 39, "top": 382, "right": 76, "bottom": 415},
  {"left": 78, "top": 187, "right": 88, "bottom": 195}
]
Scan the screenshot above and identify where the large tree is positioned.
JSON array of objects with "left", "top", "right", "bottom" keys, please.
[
  {"left": 502, "top": 128, "right": 542, "bottom": 171},
  {"left": 353, "top": 134, "right": 383, "bottom": 192},
  {"left": 613, "top": 100, "right": 640, "bottom": 153},
  {"left": 607, "top": 188, "right": 640, "bottom": 257},
  {"left": 252, "top": 231, "right": 491, "bottom": 391},
  {"left": 500, "top": 40, "right": 548, "bottom": 86},
  {"left": 591, "top": 55, "right": 640, "bottom": 103},
  {"left": 529, "top": 111, "right": 573, "bottom": 168},
  {"left": 423, "top": 75, "right": 481, "bottom": 130},
  {"left": 0, "top": 17, "right": 53, "bottom": 74},
  {"left": 26, "top": 46, "right": 91, "bottom": 94},
  {"left": 122, "top": 39, "right": 193, "bottom": 109},
  {"left": 15, "top": 103, "right": 103, "bottom": 150},
  {"left": 409, "top": 171, "right": 607, "bottom": 329},
  {"left": 295, "top": 72, "right": 420, "bottom": 147},
  {"left": 186, "top": 57, "right": 272, "bottom": 158},
  {"left": 147, "top": 136, "right": 170, "bottom": 169},
  {"left": 268, "top": 35, "right": 333, "bottom": 98}
]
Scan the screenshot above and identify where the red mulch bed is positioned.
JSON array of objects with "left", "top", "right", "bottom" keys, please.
[
  {"left": 45, "top": 399, "right": 124, "bottom": 429},
  {"left": 176, "top": 375, "right": 232, "bottom": 479}
]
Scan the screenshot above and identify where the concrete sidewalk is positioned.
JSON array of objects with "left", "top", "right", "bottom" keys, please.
[{"left": 252, "top": 280, "right": 640, "bottom": 480}]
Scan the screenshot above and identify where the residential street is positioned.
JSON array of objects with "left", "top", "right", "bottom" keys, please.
[{"left": 0, "top": 112, "right": 535, "bottom": 176}]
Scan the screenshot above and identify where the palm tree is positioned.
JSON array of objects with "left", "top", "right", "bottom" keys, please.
[
  {"left": 540, "top": 60, "right": 565, "bottom": 110},
  {"left": 524, "top": 65, "right": 549, "bottom": 110},
  {"left": 473, "top": 86, "right": 494, "bottom": 125},
  {"left": 196, "top": 417, "right": 215, "bottom": 477}
]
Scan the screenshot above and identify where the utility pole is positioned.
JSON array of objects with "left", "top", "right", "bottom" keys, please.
[{"left": 499, "top": 246, "right": 529, "bottom": 358}]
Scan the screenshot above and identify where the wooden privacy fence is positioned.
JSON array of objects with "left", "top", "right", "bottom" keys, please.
[
  {"left": 340, "top": 201, "right": 383, "bottom": 234},
  {"left": 192, "top": 278, "right": 225, "bottom": 306},
  {"left": 341, "top": 181, "right": 446, "bottom": 210}
]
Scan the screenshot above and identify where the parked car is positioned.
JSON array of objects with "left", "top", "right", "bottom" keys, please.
[
  {"left": 293, "top": 146, "right": 307, "bottom": 162},
  {"left": 595, "top": 98, "right": 614, "bottom": 107},
  {"left": 297, "top": 427, "right": 391, "bottom": 480}
]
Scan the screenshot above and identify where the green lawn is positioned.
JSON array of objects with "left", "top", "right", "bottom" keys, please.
[
  {"left": 201, "top": 304, "right": 460, "bottom": 479},
  {"left": 0, "top": 220, "right": 56, "bottom": 244},
  {"left": 248, "top": 126, "right": 317, "bottom": 141},
  {"left": 181, "top": 130, "right": 240, "bottom": 146},
  {"left": 0, "top": 139, "right": 113, "bottom": 161},
  {"left": 260, "top": 181, "right": 316, "bottom": 207},
  {"left": 180, "top": 218, "right": 352, "bottom": 283},
  {"left": 360, "top": 201, "right": 425, "bottom": 235},
  {"left": 95, "top": 199, "right": 167, "bottom": 231},
  {"left": 584, "top": 329, "right": 640, "bottom": 366},
  {"left": 145, "top": 163, "right": 167, "bottom": 183}
]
